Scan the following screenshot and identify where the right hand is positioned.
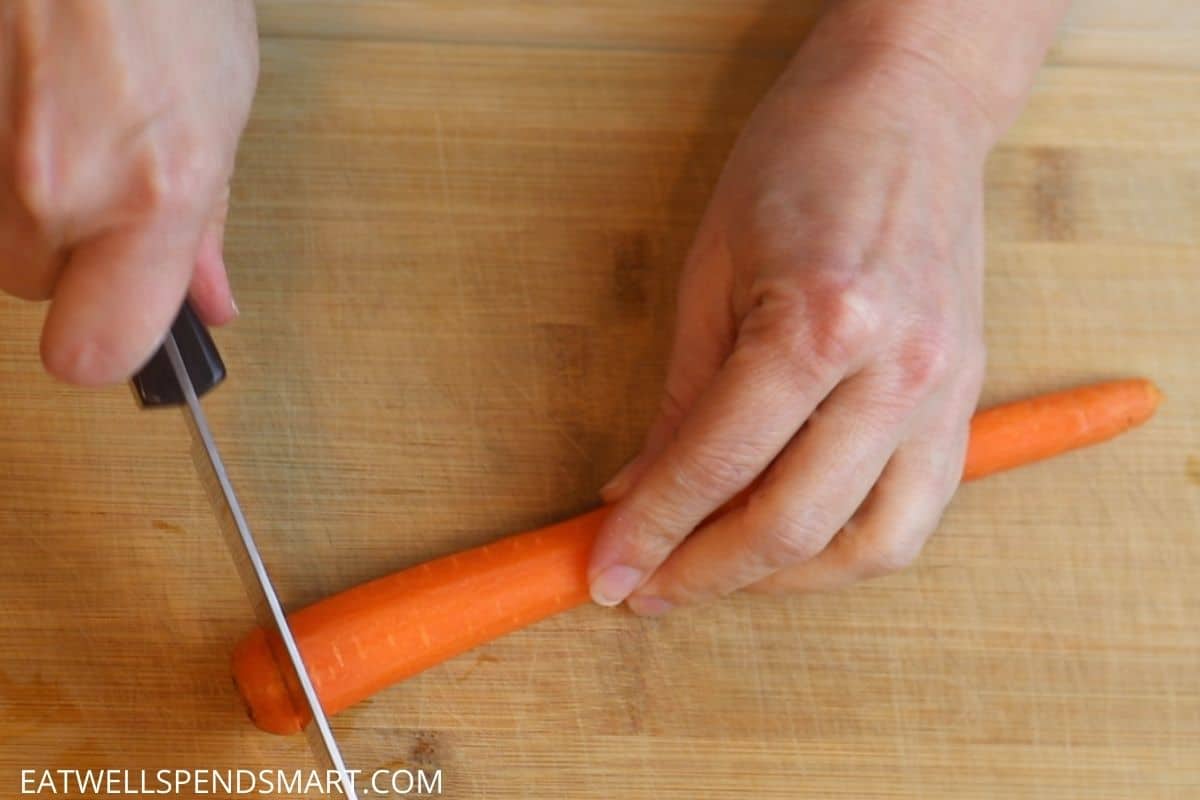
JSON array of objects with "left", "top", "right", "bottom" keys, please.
[{"left": 0, "top": 0, "right": 259, "bottom": 385}]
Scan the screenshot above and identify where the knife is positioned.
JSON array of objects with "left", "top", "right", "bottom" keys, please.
[{"left": 132, "top": 303, "right": 358, "bottom": 800}]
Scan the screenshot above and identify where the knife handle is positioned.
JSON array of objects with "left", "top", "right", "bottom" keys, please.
[{"left": 131, "top": 302, "right": 226, "bottom": 408}]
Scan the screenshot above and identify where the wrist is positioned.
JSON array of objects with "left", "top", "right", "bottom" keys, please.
[
  {"left": 778, "top": 35, "right": 1001, "bottom": 163},
  {"left": 792, "top": 0, "right": 1067, "bottom": 150}
]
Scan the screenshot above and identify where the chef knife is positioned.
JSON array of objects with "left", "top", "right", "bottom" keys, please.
[{"left": 132, "top": 303, "right": 358, "bottom": 799}]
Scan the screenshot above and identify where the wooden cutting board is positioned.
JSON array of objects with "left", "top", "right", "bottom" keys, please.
[{"left": 1, "top": 2, "right": 1196, "bottom": 797}]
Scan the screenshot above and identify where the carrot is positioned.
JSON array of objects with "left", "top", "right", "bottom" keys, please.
[
  {"left": 232, "top": 378, "right": 1161, "bottom": 734},
  {"left": 962, "top": 378, "right": 1162, "bottom": 480},
  {"left": 233, "top": 508, "right": 610, "bottom": 734}
]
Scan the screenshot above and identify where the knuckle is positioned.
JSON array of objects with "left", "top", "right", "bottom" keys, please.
[
  {"left": 754, "top": 305, "right": 812, "bottom": 366},
  {"left": 603, "top": 530, "right": 672, "bottom": 580},
  {"left": 667, "top": 445, "right": 755, "bottom": 501},
  {"left": 745, "top": 278, "right": 881, "bottom": 380},
  {"left": 624, "top": 523, "right": 680, "bottom": 566},
  {"left": 855, "top": 533, "right": 924, "bottom": 578},
  {"left": 896, "top": 326, "right": 954, "bottom": 394},
  {"left": 761, "top": 527, "right": 825, "bottom": 569},
  {"left": 11, "top": 31, "right": 53, "bottom": 221},
  {"left": 137, "top": 138, "right": 223, "bottom": 215},
  {"left": 753, "top": 505, "right": 837, "bottom": 569},
  {"left": 13, "top": 117, "right": 58, "bottom": 224},
  {"left": 663, "top": 562, "right": 721, "bottom": 603},
  {"left": 618, "top": 500, "right": 694, "bottom": 565},
  {"left": 811, "top": 286, "right": 883, "bottom": 365},
  {"left": 656, "top": 384, "right": 689, "bottom": 429},
  {"left": 939, "top": 337, "right": 987, "bottom": 414}
]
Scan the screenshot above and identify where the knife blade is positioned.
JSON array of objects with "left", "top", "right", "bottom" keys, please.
[{"left": 133, "top": 304, "right": 358, "bottom": 799}]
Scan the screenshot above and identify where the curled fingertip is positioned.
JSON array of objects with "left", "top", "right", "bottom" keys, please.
[
  {"left": 626, "top": 594, "right": 674, "bottom": 617},
  {"left": 188, "top": 225, "right": 237, "bottom": 325},
  {"left": 193, "top": 292, "right": 239, "bottom": 327},
  {"left": 40, "top": 327, "right": 150, "bottom": 388},
  {"left": 589, "top": 565, "right": 644, "bottom": 607},
  {"left": 600, "top": 452, "right": 647, "bottom": 502},
  {"left": 40, "top": 333, "right": 99, "bottom": 387}
]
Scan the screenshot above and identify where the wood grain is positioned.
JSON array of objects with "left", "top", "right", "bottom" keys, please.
[
  {"left": 253, "top": 0, "right": 1200, "bottom": 69},
  {"left": 1, "top": 2, "right": 1197, "bottom": 798}
]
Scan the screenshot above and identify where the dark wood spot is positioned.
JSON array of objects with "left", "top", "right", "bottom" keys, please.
[
  {"left": 533, "top": 322, "right": 621, "bottom": 492},
  {"left": 151, "top": 519, "right": 186, "bottom": 534},
  {"left": 409, "top": 730, "right": 441, "bottom": 766},
  {"left": 372, "top": 730, "right": 452, "bottom": 774},
  {"left": 1186, "top": 455, "right": 1200, "bottom": 486},
  {"left": 538, "top": 323, "right": 589, "bottom": 382},
  {"left": 1030, "top": 147, "right": 1076, "bottom": 241},
  {"left": 611, "top": 231, "right": 652, "bottom": 313}
]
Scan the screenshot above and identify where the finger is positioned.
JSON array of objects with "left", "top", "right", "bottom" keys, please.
[
  {"left": 747, "top": 396, "right": 971, "bottom": 596},
  {"left": 626, "top": 369, "right": 914, "bottom": 612},
  {"left": 40, "top": 213, "right": 204, "bottom": 386},
  {"left": 0, "top": 171, "right": 63, "bottom": 301},
  {"left": 10, "top": 3, "right": 147, "bottom": 240},
  {"left": 588, "top": 303, "right": 853, "bottom": 607},
  {"left": 187, "top": 189, "right": 237, "bottom": 325},
  {"left": 602, "top": 219, "right": 735, "bottom": 503},
  {"left": 0, "top": 215, "right": 63, "bottom": 301}
]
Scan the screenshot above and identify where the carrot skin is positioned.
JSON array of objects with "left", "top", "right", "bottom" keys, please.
[
  {"left": 233, "top": 508, "right": 610, "bottom": 734},
  {"left": 962, "top": 378, "right": 1162, "bottom": 481},
  {"left": 232, "top": 379, "right": 1161, "bottom": 734}
]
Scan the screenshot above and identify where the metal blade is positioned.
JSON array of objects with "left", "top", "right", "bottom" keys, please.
[{"left": 162, "top": 332, "right": 359, "bottom": 800}]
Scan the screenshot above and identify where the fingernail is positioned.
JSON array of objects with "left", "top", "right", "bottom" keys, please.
[
  {"left": 601, "top": 455, "right": 642, "bottom": 501},
  {"left": 590, "top": 565, "right": 644, "bottom": 607},
  {"left": 627, "top": 595, "right": 673, "bottom": 617}
]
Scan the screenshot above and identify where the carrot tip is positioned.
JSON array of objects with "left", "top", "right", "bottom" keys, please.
[{"left": 1145, "top": 380, "right": 1165, "bottom": 411}]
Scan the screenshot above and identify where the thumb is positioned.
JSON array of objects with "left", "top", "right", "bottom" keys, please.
[
  {"left": 40, "top": 213, "right": 204, "bottom": 386},
  {"left": 601, "top": 220, "right": 736, "bottom": 502}
]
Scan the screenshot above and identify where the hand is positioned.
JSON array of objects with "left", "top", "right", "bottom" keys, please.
[
  {"left": 589, "top": 43, "right": 994, "bottom": 614},
  {"left": 0, "top": 0, "right": 258, "bottom": 385}
]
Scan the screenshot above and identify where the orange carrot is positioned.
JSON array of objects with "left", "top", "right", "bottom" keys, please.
[
  {"left": 962, "top": 378, "right": 1162, "bottom": 480},
  {"left": 233, "top": 508, "right": 610, "bottom": 734},
  {"left": 232, "top": 378, "right": 1161, "bottom": 734}
]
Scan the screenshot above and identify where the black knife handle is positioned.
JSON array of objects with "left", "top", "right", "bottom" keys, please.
[{"left": 131, "top": 302, "right": 226, "bottom": 408}]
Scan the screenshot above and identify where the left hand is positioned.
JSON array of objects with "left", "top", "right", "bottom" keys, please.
[{"left": 588, "top": 43, "right": 994, "bottom": 614}]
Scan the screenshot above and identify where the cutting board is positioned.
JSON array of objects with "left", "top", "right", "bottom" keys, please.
[{"left": 1, "top": 2, "right": 1197, "bottom": 797}]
